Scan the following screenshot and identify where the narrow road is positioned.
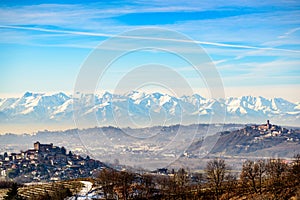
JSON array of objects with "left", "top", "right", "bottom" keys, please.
[
  {"left": 66, "top": 181, "right": 93, "bottom": 200},
  {"left": 78, "top": 181, "right": 93, "bottom": 196}
]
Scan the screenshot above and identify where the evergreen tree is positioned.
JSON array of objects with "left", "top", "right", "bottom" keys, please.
[{"left": 4, "top": 183, "right": 24, "bottom": 200}]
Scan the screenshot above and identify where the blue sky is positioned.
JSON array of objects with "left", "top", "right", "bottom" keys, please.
[{"left": 0, "top": 0, "right": 300, "bottom": 101}]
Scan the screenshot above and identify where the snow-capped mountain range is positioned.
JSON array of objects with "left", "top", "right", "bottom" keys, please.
[{"left": 0, "top": 91, "right": 299, "bottom": 130}]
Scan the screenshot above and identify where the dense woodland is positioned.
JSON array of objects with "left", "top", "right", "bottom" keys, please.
[{"left": 1, "top": 154, "right": 300, "bottom": 200}]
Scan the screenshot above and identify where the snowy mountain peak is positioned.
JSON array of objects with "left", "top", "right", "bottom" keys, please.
[
  {"left": 127, "top": 90, "right": 145, "bottom": 100},
  {"left": 191, "top": 94, "right": 206, "bottom": 100},
  {"left": 22, "top": 91, "right": 43, "bottom": 98},
  {"left": 23, "top": 91, "right": 33, "bottom": 98},
  {"left": 0, "top": 92, "right": 299, "bottom": 129}
]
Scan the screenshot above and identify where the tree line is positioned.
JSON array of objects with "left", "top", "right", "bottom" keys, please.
[{"left": 95, "top": 154, "right": 300, "bottom": 200}]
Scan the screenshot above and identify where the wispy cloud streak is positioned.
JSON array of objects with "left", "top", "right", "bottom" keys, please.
[
  {"left": 278, "top": 27, "right": 300, "bottom": 39},
  {"left": 1, "top": 25, "right": 299, "bottom": 53}
]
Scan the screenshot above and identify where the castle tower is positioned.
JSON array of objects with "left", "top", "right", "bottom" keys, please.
[
  {"left": 34, "top": 141, "right": 40, "bottom": 151},
  {"left": 267, "top": 120, "right": 271, "bottom": 129}
]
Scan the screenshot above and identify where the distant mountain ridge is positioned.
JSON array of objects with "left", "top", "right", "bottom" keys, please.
[{"left": 0, "top": 91, "right": 299, "bottom": 129}]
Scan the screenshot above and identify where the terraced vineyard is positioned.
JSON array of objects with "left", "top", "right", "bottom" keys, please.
[
  {"left": 5, "top": 181, "right": 83, "bottom": 200},
  {"left": 0, "top": 189, "right": 8, "bottom": 200}
]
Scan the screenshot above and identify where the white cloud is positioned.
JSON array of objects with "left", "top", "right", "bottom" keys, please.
[
  {"left": 1, "top": 25, "right": 300, "bottom": 54},
  {"left": 278, "top": 27, "right": 300, "bottom": 39}
]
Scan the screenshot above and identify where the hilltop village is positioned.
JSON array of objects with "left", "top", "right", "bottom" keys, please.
[
  {"left": 245, "top": 120, "right": 299, "bottom": 141},
  {"left": 251, "top": 120, "right": 287, "bottom": 134},
  {"left": 182, "top": 120, "right": 300, "bottom": 161},
  {"left": 0, "top": 142, "right": 106, "bottom": 182}
]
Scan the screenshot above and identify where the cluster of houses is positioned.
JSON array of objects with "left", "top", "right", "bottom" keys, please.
[
  {"left": 250, "top": 120, "right": 295, "bottom": 137},
  {"left": 246, "top": 120, "right": 299, "bottom": 143},
  {"left": 0, "top": 142, "right": 106, "bottom": 182}
]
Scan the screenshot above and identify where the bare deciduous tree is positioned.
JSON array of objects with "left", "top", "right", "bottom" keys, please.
[
  {"left": 205, "top": 158, "right": 228, "bottom": 200},
  {"left": 115, "top": 171, "right": 135, "bottom": 200},
  {"left": 223, "top": 172, "right": 237, "bottom": 200},
  {"left": 174, "top": 168, "right": 189, "bottom": 199},
  {"left": 290, "top": 154, "right": 300, "bottom": 187},
  {"left": 240, "top": 160, "right": 259, "bottom": 193},
  {"left": 96, "top": 168, "right": 117, "bottom": 199},
  {"left": 257, "top": 159, "right": 266, "bottom": 194},
  {"left": 266, "top": 158, "right": 288, "bottom": 182},
  {"left": 266, "top": 158, "right": 288, "bottom": 198},
  {"left": 240, "top": 159, "right": 266, "bottom": 194},
  {"left": 140, "top": 174, "right": 155, "bottom": 199}
]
